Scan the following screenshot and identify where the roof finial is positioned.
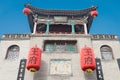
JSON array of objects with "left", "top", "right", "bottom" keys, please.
[
  {"left": 25, "top": 0, "right": 31, "bottom": 6},
  {"left": 24, "top": 0, "right": 31, "bottom": 7}
]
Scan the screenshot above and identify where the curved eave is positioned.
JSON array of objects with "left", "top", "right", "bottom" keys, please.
[
  {"left": 24, "top": 4, "right": 97, "bottom": 33},
  {"left": 87, "top": 16, "right": 94, "bottom": 33},
  {"left": 27, "top": 14, "right": 34, "bottom": 33},
  {"left": 24, "top": 4, "right": 97, "bottom": 16}
]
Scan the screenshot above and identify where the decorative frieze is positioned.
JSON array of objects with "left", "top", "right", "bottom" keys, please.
[
  {"left": 92, "top": 34, "right": 118, "bottom": 40},
  {"left": 2, "top": 34, "right": 30, "bottom": 40}
]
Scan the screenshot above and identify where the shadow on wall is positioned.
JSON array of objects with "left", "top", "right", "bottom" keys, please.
[{"left": 34, "top": 60, "right": 48, "bottom": 80}]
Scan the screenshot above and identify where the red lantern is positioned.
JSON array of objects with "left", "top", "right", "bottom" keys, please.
[
  {"left": 80, "top": 46, "right": 96, "bottom": 73},
  {"left": 26, "top": 46, "right": 42, "bottom": 72},
  {"left": 90, "top": 10, "right": 98, "bottom": 18},
  {"left": 23, "top": 8, "right": 31, "bottom": 15}
]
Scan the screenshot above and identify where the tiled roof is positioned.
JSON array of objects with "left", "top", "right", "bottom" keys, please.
[
  {"left": 24, "top": 4, "right": 98, "bottom": 16},
  {"left": 24, "top": 4, "right": 98, "bottom": 33}
]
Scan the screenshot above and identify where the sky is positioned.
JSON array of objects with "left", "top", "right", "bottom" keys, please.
[{"left": 0, "top": 0, "right": 120, "bottom": 38}]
